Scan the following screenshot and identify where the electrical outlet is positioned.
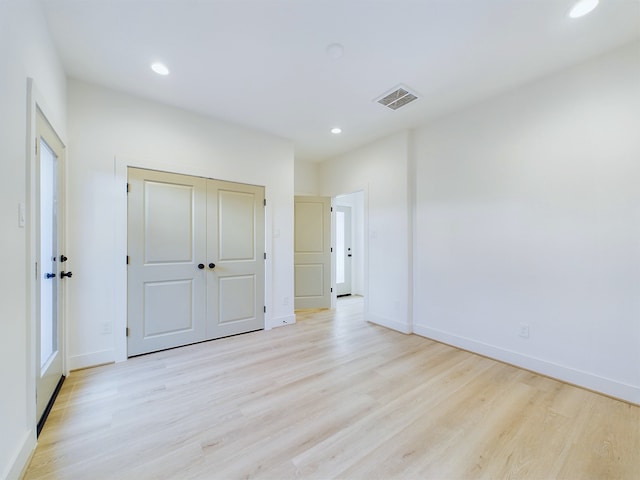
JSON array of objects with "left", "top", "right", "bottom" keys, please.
[
  {"left": 519, "top": 323, "right": 530, "bottom": 339},
  {"left": 101, "top": 322, "right": 113, "bottom": 335}
]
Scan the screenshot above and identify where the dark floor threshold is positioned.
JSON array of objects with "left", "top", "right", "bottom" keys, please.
[
  {"left": 337, "top": 294, "right": 352, "bottom": 298},
  {"left": 37, "top": 375, "right": 65, "bottom": 437}
]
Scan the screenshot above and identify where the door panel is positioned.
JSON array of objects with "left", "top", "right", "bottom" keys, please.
[
  {"left": 144, "top": 182, "right": 195, "bottom": 263},
  {"left": 36, "top": 109, "right": 65, "bottom": 425},
  {"left": 144, "top": 280, "right": 194, "bottom": 335},
  {"left": 207, "top": 180, "right": 264, "bottom": 338},
  {"left": 218, "top": 275, "right": 256, "bottom": 324},
  {"left": 294, "top": 196, "right": 331, "bottom": 309},
  {"left": 128, "top": 168, "right": 207, "bottom": 356},
  {"left": 218, "top": 190, "right": 256, "bottom": 261},
  {"left": 294, "top": 264, "right": 325, "bottom": 297}
]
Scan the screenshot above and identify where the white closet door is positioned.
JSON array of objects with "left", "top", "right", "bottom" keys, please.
[
  {"left": 127, "top": 168, "right": 207, "bottom": 356},
  {"left": 294, "top": 196, "right": 331, "bottom": 309},
  {"left": 206, "top": 180, "right": 265, "bottom": 339}
]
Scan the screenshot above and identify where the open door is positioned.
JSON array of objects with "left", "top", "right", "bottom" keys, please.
[
  {"left": 35, "top": 108, "right": 67, "bottom": 434},
  {"left": 336, "top": 205, "right": 352, "bottom": 296},
  {"left": 294, "top": 196, "right": 331, "bottom": 309}
]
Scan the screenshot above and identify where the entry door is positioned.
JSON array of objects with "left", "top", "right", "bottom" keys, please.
[
  {"left": 294, "top": 196, "right": 331, "bottom": 309},
  {"left": 36, "top": 109, "right": 66, "bottom": 425},
  {"left": 336, "top": 205, "right": 352, "bottom": 296},
  {"left": 127, "top": 168, "right": 265, "bottom": 356}
]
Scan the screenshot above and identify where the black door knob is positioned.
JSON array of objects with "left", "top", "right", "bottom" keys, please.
[
  {"left": 198, "top": 263, "right": 205, "bottom": 269},
  {"left": 209, "top": 263, "right": 216, "bottom": 269},
  {"left": 60, "top": 271, "right": 72, "bottom": 278},
  {"left": 46, "top": 273, "right": 56, "bottom": 279},
  {"left": 60, "top": 255, "right": 68, "bottom": 262}
]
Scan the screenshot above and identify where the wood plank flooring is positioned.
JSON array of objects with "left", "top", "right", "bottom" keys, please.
[{"left": 25, "top": 296, "right": 639, "bottom": 479}]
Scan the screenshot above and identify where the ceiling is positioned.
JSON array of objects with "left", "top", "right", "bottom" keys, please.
[{"left": 40, "top": 0, "right": 640, "bottom": 162}]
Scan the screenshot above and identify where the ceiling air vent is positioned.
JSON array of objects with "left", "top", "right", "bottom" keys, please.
[{"left": 376, "top": 85, "right": 418, "bottom": 110}]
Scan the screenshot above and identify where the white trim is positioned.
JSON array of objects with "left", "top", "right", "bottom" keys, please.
[
  {"left": 271, "top": 314, "right": 297, "bottom": 328},
  {"left": 366, "top": 313, "right": 412, "bottom": 334},
  {"left": 3, "top": 430, "right": 36, "bottom": 480},
  {"left": 68, "top": 349, "right": 115, "bottom": 371},
  {"left": 414, "top": 325, "right": 640, "bottom": 405}
]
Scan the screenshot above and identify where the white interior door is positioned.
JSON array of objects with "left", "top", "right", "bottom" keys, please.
[
  {"left": 206, "top": 180, "right": 265, "bottom": 338},
  {"left": 128, "top": 168, "right": 265, "bottom": 356},
  {"left": 294, "top": 196, "right": 331, "bottom": 309},
  {"left": 36, "top": 109, "right": 66, "bottom": 426},
  {"left": 127, "top": 168, "right": 207, "bottom": 356},
  {"left": 336, "top": 205, "right": 352, "bottom": 296}
]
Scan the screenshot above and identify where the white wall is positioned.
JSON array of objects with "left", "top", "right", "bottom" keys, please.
[
  {"left": 66, "top": 80, "right": 295, "bottom": 368},
  {"left": 413, "top": 41, "right": 640, "bottom": 403},
  {"left": 294, "top": 159, "right": 319, "bottom": 195},
  {"left": 0, "top": 0, "right": 67, "bottom": 478},
  {"left": 320, "top": 132, "right": 411, "bottom": 333}
]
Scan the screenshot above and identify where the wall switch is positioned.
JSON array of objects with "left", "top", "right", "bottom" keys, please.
[
  {"left": 519, "top": 323, "right": 530, "bottom": 338},
  {"left": 18, "top": 203, "right": 25, "bottom": 228},
  {"left": 101, "top": 322, "right": 113, "bottom": 335}
]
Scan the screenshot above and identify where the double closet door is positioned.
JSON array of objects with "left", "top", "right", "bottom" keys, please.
[{"left": 127, "top": 168, "right": 265, "bottom": 356}]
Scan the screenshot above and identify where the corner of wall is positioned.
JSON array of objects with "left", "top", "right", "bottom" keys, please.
[{"left": 3, "top": 429, "right": 36, "bottom": 480}]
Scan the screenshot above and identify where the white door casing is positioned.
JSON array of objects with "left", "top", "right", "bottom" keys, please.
[
  {"left": 294, "top": 196, "right": 331, "bottom": 309},
  {"left": 127, "top": 168, "right": 265, "bottom": 356}
]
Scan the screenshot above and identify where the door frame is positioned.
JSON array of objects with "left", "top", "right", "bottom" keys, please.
[
  {"left": 114, "top": 159, "right": 270, "bottom": 362},
  {"left": 26, "top": 79, "right": 69, "bottom": 435}
]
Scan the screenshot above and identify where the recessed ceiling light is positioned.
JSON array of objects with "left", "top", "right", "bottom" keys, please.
[
  {"left": 569, "top": 0, "right": 599, "bottom": 18},
  {"left": 331, "top": 127, "right": 342, "bottom": 134},
  {"left": 151, "top": 62, "right": 170, "bottom": 75},
  {"left": 326, "top": 43, "right": 344, "bottom": 59}
]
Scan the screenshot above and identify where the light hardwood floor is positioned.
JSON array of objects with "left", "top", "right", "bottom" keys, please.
[{"left": 25, "top": 296, "right": 639, "bottom": 479}]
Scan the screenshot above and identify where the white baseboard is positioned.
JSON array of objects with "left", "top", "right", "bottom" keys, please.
[
  {"left": 68, "top": 349, "right": 115, "bottom": 371},
  {"left": 270, "top": 314, "right": 296, "bottom": 329},
  {"left": 414, "top": 325, "right": 640, "bottom": 405},
  {"left": 4, "top": 429, "right": 35, "bottom": 480},
  {"left": 366, "top": 313, "right": 412, "bottom": 334}
]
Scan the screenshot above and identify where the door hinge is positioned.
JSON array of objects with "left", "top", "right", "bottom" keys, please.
[
  {"left": 331, "top": 288, "right": 333, "bottom": 293},
  {"left": 126, "top": 327, "right": 129, "bottom": 337},
  {"left": 264, "top": 252, "right": 267, "bottom": 260},
  {"left": 35, "top": 138, "right": 38, "bottom": 155},
  {"left": 263, "top": 306, "right": 266, "bottom": 313},
  {"left": 331, "top": 206, "right": 333, "bottom": 212},
  {"left": 126, "top": 255, "right": 129, "bottom": 265},
  {"left": 263, "top": 198, "right": 266, "bottom": 206},
  {"left": 331, "top": 247, "right": 333, "bottom": 253},
  {"left": 126, "top": 183, "right": 130, "bottom": 193}
]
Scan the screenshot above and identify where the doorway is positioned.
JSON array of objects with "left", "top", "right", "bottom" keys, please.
[
  {"left": 335, "top": 205, "right": 352, "bottom": 296},
  {"left": 334, "top": 191, "right": 365, "bottom": 300},
  {"left": 35, "top": 108, "right": 67, "bottom": 434}
]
